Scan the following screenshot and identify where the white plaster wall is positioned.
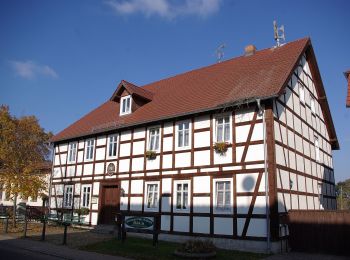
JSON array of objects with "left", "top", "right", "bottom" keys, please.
[
  {"left": 245, "top": 144, "right": 264, "bottom": 162},
  {"left": 161, "top": 215, "right": 171, "bottom": 231},
  {"left": 236, "top": 173, "right": 258, "bottom": 193},
  {"left": 193, "top": 217, "right": 210, "bottom": 234},
  {"left": 146, "top": 156, "right": 160, "bottom": 170},
  {"left": 194, "top": 150, "right": 210, "bottom": 166},
  {"left": 120, "top": 143, "right": 131, "bottom": 157},
  {"left": 134, "top": 127, "right": 146, "bottom": 139},
  {"left": 130, "top": 197, "right": 142, "bottom": 211},
  {"left": 214, "top": 147, "right": 232, "bottom": 164},
  {"left": 247, "top": 219, "right": 266, "bottom": 237},
  {"left": 96, "top": 136, "right": 106, "bottom": 146},
  {"left": 194, "top": 115, "right": 210, "bottom": 129},
  {"left": 120, "top": 130, "right": 131, "bottom": 141},
  {"left": 193, "top": 197, "right": 210, "bottom": 213},
  {"left": 214, "top": 218, "right": 233, "bottom": 235},
  {"left": 193, "top": 176, "right": 210, "bottom": 193},
  {"left": 161, "top": 196, "right": 171, "bottom": 212},
  {"left": 77, "top": 151, "right": 84, "bottom": 163},
  {"left": 83, "top": 164, "right": 93, "bottom": 176},
  {"left": 131, "top": 180, "right": 143, "bottom": 194},
  {"left": 173, "top": 216, "right": 189, "bottom": 232},
  {"left": 236, "top": 125, "right": 250, "bottom": 143},
  {"left": 194, "top": 131, "right": 210, "bottom": 148},
  {"left": 132, "top": 157, "right": 144, "bottom": 171},
  {"left": 162, "top": 154, "right": 173, "bottom": 169},
  {"left": 162, "top": 178, "right": 172, "bottom": 194},
  {"left": 119, "top": 159, "right": 130, "bottom": 172},
  {"left": 163, "top": 137, "right": 173, "bottom": 152},
  {"left": 132, "top": 141, "right": 144, "bottom": 155},
  {"left": 96, "top": 148, "right": 106, "bottom": 160},
  {"left": 175, "top": 152, "right": 191, "bottom": 168}
]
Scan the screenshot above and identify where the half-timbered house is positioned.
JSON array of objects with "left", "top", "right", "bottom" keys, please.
[{"left": 49, "top": 37, "right": 339, "bottom": 252}]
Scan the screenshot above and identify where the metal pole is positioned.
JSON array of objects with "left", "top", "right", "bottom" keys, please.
[{"left": 63, "top": 224, "right": 68, "bottom": 245}]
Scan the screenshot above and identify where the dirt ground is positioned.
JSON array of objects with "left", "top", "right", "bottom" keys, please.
[{"left": 0, "top": 220, "right": 114, "bottom": 248}]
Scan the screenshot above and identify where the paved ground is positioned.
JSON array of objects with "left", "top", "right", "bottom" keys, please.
[
  {"left": 0, "top": 234, "right": 128, "bottom": 260},
  {"left": 264, "top": 252, "right": 349, "bottom": 260}
]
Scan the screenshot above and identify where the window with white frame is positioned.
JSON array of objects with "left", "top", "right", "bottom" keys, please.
[
  {"left": 85, "top": 139, "right": 95, "bottom": 160},
  {"left": 120, "top": 95, "right": 131, "bottom": 115},
  {"left": 145, "top": 182, "right": 159, "bottom": 210},
  {"left": 310, "top": 96, "right": 316, "bottom": 115},
  {"left": 174, "top": 180, "right": 190, "bottom": 211},
  {"left": 107, "top": 134, "right": 118, "bottom": 157},
  {"left": 215, "top": 115, "right": 231, "bottom": 142},
  {"left": 81, "top": 185, "right": 91, "bottom": 208},
  {"left": 63, "top": 185, "right": 73, "bottom": 208},
  {"left": 148, "top": 128, "right": 160, "bottom": 151},
  {"left": 214, "top": 179, "right": 232, "bottom": 212},
  {"left": 315, "top": 136, "right": 320, "bottom": 162},
  {"left": 177, "top": 121, "right": 190, "bottom": 148},
  {"left": 299, "top": 83, "right": 305, "bottom": 104},
  {"left": 68, "top": 142, "right": 77, "bottom": 162}
]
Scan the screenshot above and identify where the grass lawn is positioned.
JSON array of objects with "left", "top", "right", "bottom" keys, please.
[{"left": 81, "top": 236, "right": 267, "bottom": 259}]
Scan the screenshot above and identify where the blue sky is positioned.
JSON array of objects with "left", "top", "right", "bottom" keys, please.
[{"left": 0, "top": 0, "right": 349, "bottom": 181}]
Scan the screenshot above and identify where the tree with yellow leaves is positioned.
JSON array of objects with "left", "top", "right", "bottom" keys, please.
[{"left": 0, "top": 105, "right": 52, "bottom": 226}]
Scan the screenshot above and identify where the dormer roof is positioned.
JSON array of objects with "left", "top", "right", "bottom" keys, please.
[{"left": 110, "top": 80, "right": 154, "bottom": 102}]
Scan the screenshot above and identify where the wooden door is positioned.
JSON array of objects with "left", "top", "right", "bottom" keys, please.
[{"left": 99, "top": 185, "right": 120, "bottom": 224}]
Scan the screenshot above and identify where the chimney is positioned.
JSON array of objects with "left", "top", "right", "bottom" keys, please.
[{"left": 244, "top": 45, "right": 257, "bottom": 56}]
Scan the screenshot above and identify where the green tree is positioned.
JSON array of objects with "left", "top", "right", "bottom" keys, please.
[
  {"left": 0, "top": 105, "right": 52, "bottom": 226},
  {"left": 336, "top": 179, "right": 350, "bottom": 210}
]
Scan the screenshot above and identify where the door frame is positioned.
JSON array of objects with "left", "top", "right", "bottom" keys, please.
[{"left": 98, "top": 180, "right": 120, "bottom": 224}]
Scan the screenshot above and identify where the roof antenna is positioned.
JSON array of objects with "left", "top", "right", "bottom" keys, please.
[
  {"left": 273, "top": 20, "right": 285, "bottom": 47},
  {"left": 215, "top": 43, "right": 226, "bottom": 63}
]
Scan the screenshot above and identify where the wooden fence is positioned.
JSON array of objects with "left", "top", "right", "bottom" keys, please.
[{"left": 285, "top": 210, "right": 350, "bottom": 256}]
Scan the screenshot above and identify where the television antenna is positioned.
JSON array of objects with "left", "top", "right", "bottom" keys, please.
[
  {"left": 215, "top": 43, "right": 226, "bottom": 63},
  {"left": 273, "top": 20, "right": 285, "bottom": 47}
]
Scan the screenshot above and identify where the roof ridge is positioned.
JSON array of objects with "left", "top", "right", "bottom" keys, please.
[{"left": 140, "top": 37, "right": 310, "bottom": 91}]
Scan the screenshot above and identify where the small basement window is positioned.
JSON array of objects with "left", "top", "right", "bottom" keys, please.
[{"left": 120, "top": 95, "right": 132, "bottom": 115}]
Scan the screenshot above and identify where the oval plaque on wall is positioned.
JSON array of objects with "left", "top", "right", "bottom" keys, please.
[{"left": 107, "top": 163, "right": 116, "bottom": 176}]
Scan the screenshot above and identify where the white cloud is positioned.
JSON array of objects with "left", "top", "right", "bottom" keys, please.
[
  {"left": 105, "top": 0, "right": 222, "bottom": 19},
  {"left": 10, "top": 60, "right": 58, "bottom": 79}
]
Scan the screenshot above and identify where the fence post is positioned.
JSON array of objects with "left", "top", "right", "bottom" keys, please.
[
  {"left": 62, "top": 223, "right": 68, "bottom": 245},
  {"left": 23, "top": 213, "right": 28, "bottom": 238},
  {"left": 4, "top": 217, "right": 9, "bottom": 233},
  {"left": 41, "top": 217, "right": 46, "bottom": 241}
]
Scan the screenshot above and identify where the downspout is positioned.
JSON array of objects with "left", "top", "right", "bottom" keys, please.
[{"left": 257, "top": 99, "right": 271, "bottom": 254}]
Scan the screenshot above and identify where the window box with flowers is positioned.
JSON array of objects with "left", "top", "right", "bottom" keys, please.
[
  {"left": 145, "top": 150, "right": 157, "bottom": 160},
  {"left": 213, "top": 141, "right": 230, "bottom": 155}
]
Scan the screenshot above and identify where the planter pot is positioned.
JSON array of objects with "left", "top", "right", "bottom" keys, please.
[{"left": 173, "top": 249, "right": 216, "bottom": 259}]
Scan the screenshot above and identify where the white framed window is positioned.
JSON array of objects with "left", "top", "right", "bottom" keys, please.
[
  {"left": 299, "top": 83, "right": 305, "bottom": 104},
  {"left": 120, "top": 95, "right": 132, "bottom": 115},
  {"left": 176, "top": 121, "right": 190, "bottom": 149},
  {"left": 107, "top": 134, "right": 118, "bottom": 158},
  {"left": 63, "top": 185, "right": 73, "bottom": 208},
  {"left": 315, "top": 136, "right": 320, "bottom": 162},
  {"left": 310, "top": 96, "right": 316, "bottom": 115},
  {"left": 213, "top": 178, "right": 233, "bottom": 213},
  {"left": 174, "top": 180, "right": 190, "bottom": 212},
  {"left": 214, "top": 114, "right": 231, "bottom": 142},
  {"left": 85, "top": 139, "right": 95, "bottom": 160},
  {"left": 144, "top": 182, "right": 159, "bottom": 211},
  {"left": 81, "top": 185, "right": 91, "bottom": 208},
  {"left": 148, "top": 127, "right": 160, "bottom": 151},
  {"left": 68, "top": 142, "right": 77, "bottom": 163}
]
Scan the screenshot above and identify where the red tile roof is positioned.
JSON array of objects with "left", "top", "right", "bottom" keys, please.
[
  {"left": 345, "top": 70, "right": 350, "bottom": 107},
  {"left": 51, "top": 37, "right": 339, "bottom": 149}
]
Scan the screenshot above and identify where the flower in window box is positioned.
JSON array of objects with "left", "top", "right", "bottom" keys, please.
[
  {"left": 145, "top": 150, "right": 157, "bottom": 160},
  {"left": 213, "top": 142, "right": 230, "bottom": 155}
]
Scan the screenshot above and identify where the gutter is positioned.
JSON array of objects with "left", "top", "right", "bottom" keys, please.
[
  {"left": 51, "top": 94, "right": 278, "bottom": 144},
  {"left": 257, "top": 98, "right": 271, "bottom": 254}
]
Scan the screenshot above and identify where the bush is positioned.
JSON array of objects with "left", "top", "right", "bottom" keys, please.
[
  {"left": 74, "top": 207, "right": 90, "bottom": 216},
  {"left": 145, "top": 150, "right": 157, "bottom": 160},
  {"left": 178, "top": 239, "right": 216, "bottom": 254}
]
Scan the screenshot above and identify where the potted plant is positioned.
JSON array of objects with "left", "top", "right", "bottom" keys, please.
[
  {"left": 145, "top": 150, "right": 157, "bottom": 160},
  {"left": 213, "top": 141, "right": 230, "bottom": 155},
  {"left": 174, "top": 239, "right": 217, "bottom": 259}
]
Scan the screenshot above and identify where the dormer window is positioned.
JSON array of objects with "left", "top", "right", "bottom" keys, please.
[{"left": 120, "top": 95, "right": 132, "bottom": 115}]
